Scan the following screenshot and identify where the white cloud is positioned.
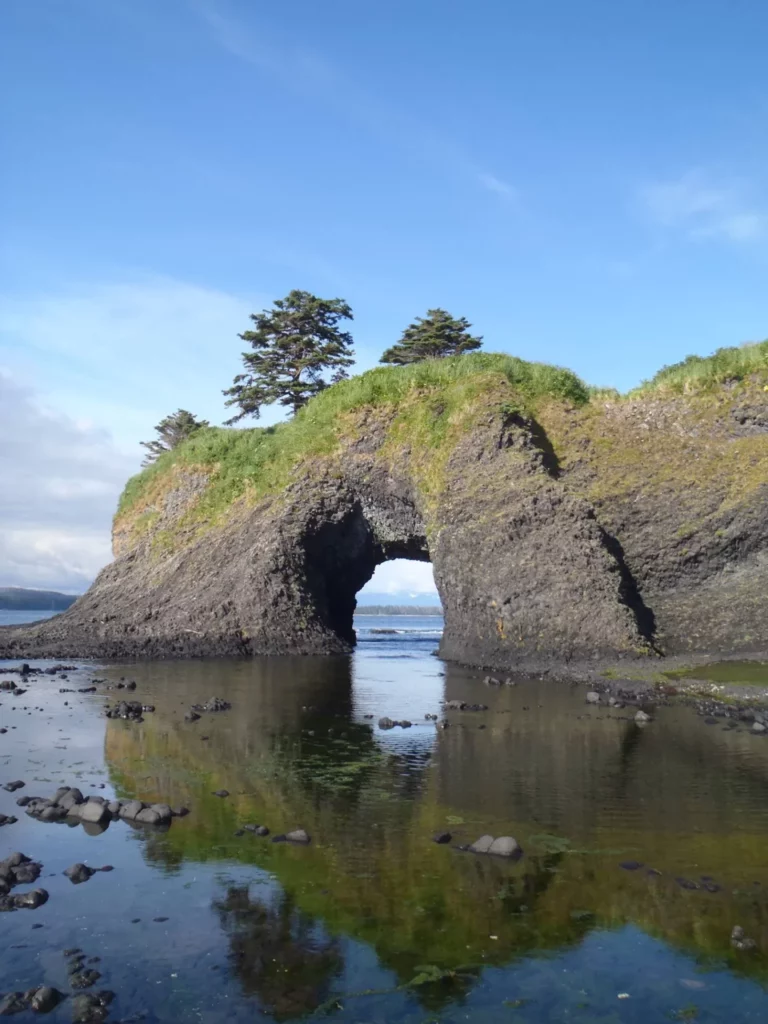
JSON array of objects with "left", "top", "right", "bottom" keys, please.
[
  {"left": 193, "top": 1, "right": 519, "bottom": 208},
  {"left": 0, "top": 276, "right": 255, "bottom": 447},
  {"left": 0, "top": 373, "right": 136, "bottom": 591},
  {"left": 477, "top": 172, "right": 519, "bottom": 202},
  {"left": 641, "top": 171, "right": 766, "bottom": 242},
  {"left": 359, "top": 560, "right": 438, "bottom": 598}
]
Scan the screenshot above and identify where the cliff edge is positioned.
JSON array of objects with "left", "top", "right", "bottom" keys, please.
[{"left": 2, "top": 349, "right": 766, "bottom": 670}]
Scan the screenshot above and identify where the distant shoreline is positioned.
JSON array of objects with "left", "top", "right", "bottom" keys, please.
[
  {"left": 355, "top": 605, "right": 442, "bottom": 616},
  {"left": 0, "top": 587, "right": 77, "bottom": 612}
]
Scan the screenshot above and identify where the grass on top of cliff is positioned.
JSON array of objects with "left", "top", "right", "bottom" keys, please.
[
  {"left": 637, "top": 339, "right": 768, "bottom": 394},
  {"left": 118, "top": 353, "right": 589, "bottom": 525}
]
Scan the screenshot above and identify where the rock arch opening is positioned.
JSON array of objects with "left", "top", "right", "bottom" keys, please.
[
  {"left": 356, "top": 559, "right": 441, "bottom": 613},
  {"left": 301, "top": 500, "right": 434, "bottom": 648}
]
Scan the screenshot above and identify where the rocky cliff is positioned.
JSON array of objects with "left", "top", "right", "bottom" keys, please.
[{"left": 2, "top": 351, "right": 767, "bottom": 670}]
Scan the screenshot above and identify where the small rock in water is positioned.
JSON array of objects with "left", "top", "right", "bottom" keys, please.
[
  {"left": 586, "top": 692, "right": 601, "bottom": 704},
  {"left": 191, "top": 696, "right": 232, "bottom": 713},
  {"left": 432, "top": 832, "right": 452, "bottom": 844},
  {"left": 76, "top": 801, "right": 111, "bottom": 826},
  {"left": 30, "top": 986, "right": 64, "bottom": 1012},
  {"left": 620, "top": 861, "right": 644, "bottom": 871},
  {"left": 64, "top": 863, "right": 96, "bottom": 884},
  {"left": 70, "top": 969, "right": 102, "bottom": 990},
  {"left": 3, "top": 780, "right": 25, "bottom": 792},
  {"left": 634, "top": 710, "right": 652, "bottom": 724},
  {"left": 212, "top": 790, "right": 229, "bottom": 798},
  {"left": 752, "top": 722, "right": 766, "bottom": 734},
  {"left": 71, "top": 991, "right": 114, "bottom": 1023},
  {"left": 468, "top": 835, "right": 494, "bottom": 854},
  {"left": 243, "top": 824, "right": 270, "bottom": 836},
  {"left": 378, "top": 717, "right": 394, "bottom": 729},
  {"left": 488, "top": 836, "right": 522, "bottom": 859},
  {"left": 285, "top": 829, "right": 311, "bottom": 844},
  {"left": 118, "top": 800, "right": 144, "bottom": 821},
  {"left": 731, "top": 924, "right": 757, "bottom": 951},
  {"left": 0, "top": 993, "right": 28, "bottom": 1015}
]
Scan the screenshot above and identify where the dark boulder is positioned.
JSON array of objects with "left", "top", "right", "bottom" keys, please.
[{"left": 64, "top": 863, "right": 96, "bottom": 884}]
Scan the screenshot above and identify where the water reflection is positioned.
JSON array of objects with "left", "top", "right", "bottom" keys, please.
[
  {"left": 100, "top": 649, "right": 768, "bottom": 1018},
  {"left": 215, "top": 887, "right": 343, "bottom": 1020}
]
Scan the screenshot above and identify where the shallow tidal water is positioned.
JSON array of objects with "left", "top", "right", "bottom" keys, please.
[{"left": 2, "top": 614, "right": 768, "bottom": 1022}]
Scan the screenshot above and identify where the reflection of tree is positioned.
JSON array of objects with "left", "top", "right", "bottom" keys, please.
[{"left": 214, "top": 886, "right": 343, "bottom": 1020}]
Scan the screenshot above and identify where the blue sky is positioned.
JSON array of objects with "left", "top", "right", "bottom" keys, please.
[{"left": 2, "top": 0, "right": 767, "bottom": 593}]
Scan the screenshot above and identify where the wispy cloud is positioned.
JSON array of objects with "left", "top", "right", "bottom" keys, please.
[
  {"left": 477, "top": 173, "right": 519, "bottom": 203},
  {"left": 640, "top": 171, "right": 766, "bottom": 242},
  {"left": 359, "top": 560, "right": 437, "bottom": 598},
  {"left": 192, "top": 0, "right": 518, "bottom": 208},
  {"left": 0, "top": 373, "right": 136, "bottom": 591},
  {"left": 0, "top": 276, "right": 254, "bottom": 447}
]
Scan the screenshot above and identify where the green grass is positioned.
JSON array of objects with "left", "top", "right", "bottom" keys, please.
[
  {"left": 637, "top": 339, "right": 768, "bottom": 394},
  {"left": 664, "top": 661, "right": 768, "bottom": 686},
  {"left": 117, "top": 353, "right": 589, "bottom": 524}
]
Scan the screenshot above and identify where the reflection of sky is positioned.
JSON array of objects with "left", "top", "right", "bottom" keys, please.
[{"left": 351, "top": 633, "right": 444, "bottom": 756}]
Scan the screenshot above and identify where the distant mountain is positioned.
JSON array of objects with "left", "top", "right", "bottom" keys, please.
[
  {"left": 356, "top": 604, "right": 442, "bottom": 616},
  {"left": 0, "top": 587, "right": 78, "bottom": 611}
]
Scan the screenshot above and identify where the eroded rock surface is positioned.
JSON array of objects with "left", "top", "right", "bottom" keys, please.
[{"left": 1, "top": 373, "right": 766, "bottom": 670}]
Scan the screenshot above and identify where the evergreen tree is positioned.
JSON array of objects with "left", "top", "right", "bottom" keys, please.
[
  {"left": 380, "top": 308, "right": 482, "bottom": 365},
  {"left": 224, "top": 290, "right": 355, "bottom": 422},
  {"left": 140, "top": 409, "right": 209, "bottom": 466}
]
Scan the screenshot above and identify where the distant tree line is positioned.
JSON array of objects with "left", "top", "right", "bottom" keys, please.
[
  {"left": 140, "top": 290, "right": 483, "bottom": 460},
  {"left": 0, "top": 587, "right": 77, "bottom": 611}
]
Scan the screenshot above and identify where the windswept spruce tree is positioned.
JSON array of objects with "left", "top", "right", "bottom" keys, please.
[
  {"left": 140, "top": 409, "right": 209, "bottom": 466},
  {"left": 380, "top": 308, "right": 482, "bottom": 364},
  {"left": 224, "top": 290, "right": 355, "bottom": 422}
]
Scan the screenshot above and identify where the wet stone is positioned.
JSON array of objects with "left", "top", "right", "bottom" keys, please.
[
  {"left": 71, "top": 991, "right": 114, "bottom": 1023},
  {"left": 70, "top": 970, "right": 102, "bottom": 990},
  {"left": 30, "top": 986, "right": 64, "bottom": 1012},
  {"left": 64, "top": 863, "right": 96, "bottom": 884}
]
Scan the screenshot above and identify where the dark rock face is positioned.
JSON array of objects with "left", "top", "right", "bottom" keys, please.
[{"left": 1, "top": 390, "right": 767, "bottom": 668}]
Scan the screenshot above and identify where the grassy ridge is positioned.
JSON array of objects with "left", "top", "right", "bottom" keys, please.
[
  {"left": 116, "top": 341, "right": 768, "bottom": 534},
  {"left": 639, "top": 339, "right": 768, "bottom": 394},
  {"left": 117, "top": 353, "right": 588, "bottom": 523}
]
